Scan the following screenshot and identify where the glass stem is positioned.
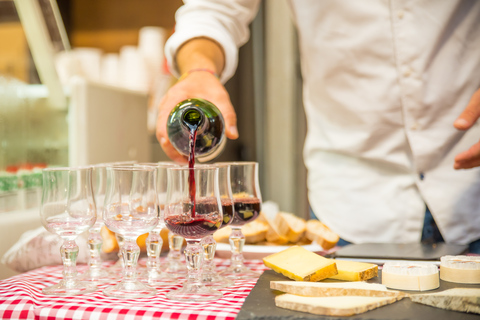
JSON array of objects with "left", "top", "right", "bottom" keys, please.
[
  {"left": 115, "top": 233, "right": 125, "bottom": 266},
  {"left": 122, "top": 237, "right": 140, "bottom": 282},
  {"left": 229, "top": 227, "right": 246, "bottom": 268},
  {"left": 87, "top": 228, "right": 103, "bottom": 271},
  {"left": 146, "top": 230, "right": 162, "bottom": 271},
  {"left": 200, "top": 235, "right": 216, "bottom": 273},
  {"left": 184, "top": 240, "right": 203, "bottom": 284},
  {"left": 167, "top": 233, "right": 184, "bottom": 270},
  {"left": 61, "top": 239, "right": 79, "bottom": 286}
]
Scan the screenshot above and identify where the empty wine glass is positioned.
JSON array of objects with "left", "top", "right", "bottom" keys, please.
[
  {"left": 102, "top": 166, "right": 159, "bottom": 298},
  {"left": 78, "top": 163, "right": 116, "bottom": 283},
  {"left": 40, "top": 166, "right": 97, "bottom": 295},
  {"left": 164, "top": 166, "right": 223, "bottom": 301},
  {"left": 219, "top": 162, "right": 262, "bottom": 279},
  {"left": 200, "top": 164, "right": 234, "bottom": 288},
  {"left": 136, "top": 162, "right": 179, "bottom": 286}
]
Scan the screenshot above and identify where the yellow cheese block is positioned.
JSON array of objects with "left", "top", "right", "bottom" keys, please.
[
  {"left": 329, "top": 260, "right": 378, "bottom": 281},
  {"left": 263, "top": 246, "right": 337, "bottom": 281}
]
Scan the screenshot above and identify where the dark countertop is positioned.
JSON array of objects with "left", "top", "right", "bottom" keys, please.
[{"left": 236, "top": 269, "right": 480, "bottom": 320}]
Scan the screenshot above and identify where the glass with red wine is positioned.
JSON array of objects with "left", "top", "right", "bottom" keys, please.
[
  {"left": 164, "top": 166, "right": 224, "bottom": 301},
  {"left": 218, "top": 162, "right": 262, "bottom": 279},
  {"left": 199, "top": 164, "right": 235, "bottom": 288}
]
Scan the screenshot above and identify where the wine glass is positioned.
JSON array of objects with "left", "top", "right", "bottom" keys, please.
[
  {"left": 78, "top": 163, "right": 116, "bottom": 283},
  {"left": 40, "top": 166, "right": 97, "bottom": 295},
  {"left": 136, "top": 162, "right": 179, "bottom": 285},
  {"left": 164, "top": 166, "right": 223, "bottom": 301},
  {"left": 102, "top": 166, "right": 159, "bottom": 298},
  {"left": 163, "top": 231, "right": 187, "bottom": 276},
  {"left": 219, "top": 162, "right": 262, "bottom": 279},
  {"left": 200, "top": 164, "right": 234, "bottom": 287}
]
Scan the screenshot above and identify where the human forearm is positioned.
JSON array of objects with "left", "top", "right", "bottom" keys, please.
[{"left": 176, "top": 38, "right": 225, "bottom": 76}]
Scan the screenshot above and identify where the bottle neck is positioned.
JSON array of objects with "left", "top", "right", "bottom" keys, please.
[{"left": 181, "top": 107, "right": 204, "bottom": 131}]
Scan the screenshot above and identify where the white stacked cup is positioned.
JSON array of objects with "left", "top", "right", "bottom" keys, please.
[{"left": 119, "top": 45, "right": 150, "bottom": 93}]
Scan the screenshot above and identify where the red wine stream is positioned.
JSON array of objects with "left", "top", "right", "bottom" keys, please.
[{"left": 188, "top": 127, "right": 197, "bottom": 218}]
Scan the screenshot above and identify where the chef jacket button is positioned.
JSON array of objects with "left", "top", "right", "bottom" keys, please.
[
  {"left": 403, "top": 67, "right": 412, "bottom": 77},
  {"left": 419, "top": 172, "right": 425, "bottom": 180},
  {"left": 411, "top": 122, "right": 418, "bottom": 130},
  {"left": 397, "top": 10, "right": 405, "bottom": 19}
]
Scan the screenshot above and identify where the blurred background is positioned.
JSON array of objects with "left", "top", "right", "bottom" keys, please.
[{"left": 0, "top": 0, "right": 308, "bottom": 277}]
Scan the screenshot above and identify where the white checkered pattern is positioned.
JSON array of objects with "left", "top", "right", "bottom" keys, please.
[{"left": 0, "top": 259, "right": 268, "bottom": 320}]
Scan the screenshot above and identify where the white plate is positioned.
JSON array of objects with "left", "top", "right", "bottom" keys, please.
[{"left": 215, "top": 242, "right": 325, "bottom": 260}]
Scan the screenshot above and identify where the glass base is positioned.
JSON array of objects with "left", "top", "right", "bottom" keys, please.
[
  {"left": 162, "top": 262, "right": 188, "bottom": 277},
  {"left": 42, "top": 279, "right": 97, "bottom": 296},
  {"left": 103, "top": 280, "right": 157, "bottom": 299},
  {"left": 138, "top": 269, "right": 181, "bottom": 286},
  {"left": 166, "top": 283, "right": 223, "bottom": 301},
  {"left": 78, "top": 268, "right": 116, "bottom": 284},
  {"left": 201, "top": 270, "right": 234, "bottom": 288},
  {"left": 220, "top": 264, "right": 261, "bottom": 280}
]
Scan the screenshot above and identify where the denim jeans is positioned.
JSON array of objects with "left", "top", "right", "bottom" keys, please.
[{"left": 310, "top": 206, "right": 480, "bottom": 253}]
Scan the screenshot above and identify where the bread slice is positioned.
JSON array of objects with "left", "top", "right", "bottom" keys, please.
[
  {"left": 305, "top": 220, "right": 339, "bottom": 250},
  {"left": 271, "top": 281, "right": 404, "bottom": 298},
  {"left": 242, "top": 220, "right": 269, "bottom": 243},
  {"left": 410, "top": 288, "right": 480, "bottom": 314},
  {"left": 275, "top": 212, "right": 306, "bottom": 243},
  {"left": 212, "top": 220, "right": 269, "bottom": 244},
  {"left": 258, "top": 212, "right": 289, "bottom": 244},
  {"left": 275, "top": 294, "right": 399, "bottom": 316},
  {"left": 213, "top": 226, "right": 231, "bottom": 243}
]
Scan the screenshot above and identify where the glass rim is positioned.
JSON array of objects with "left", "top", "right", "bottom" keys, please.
[
  {"left": 167, "top": 166, "right": 218, "bottom": 172},
  {"left": 43, "top": 166, "right": 92, "bottom": 172},
  {"left": 106, "top": 165, "right": 156, "bottom": 172},
  {"left": 93, "top": 161, "right": 137, "bottom": 168},
  {"left": 214, "top": 161, "right": 258, "bottom": 166}
]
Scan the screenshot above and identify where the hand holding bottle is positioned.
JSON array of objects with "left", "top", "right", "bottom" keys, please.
[{"left": 156, "top": 38, "right": 239, "bottom": 163}]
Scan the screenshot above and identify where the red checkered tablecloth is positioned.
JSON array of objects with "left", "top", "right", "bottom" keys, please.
[{"left": 0, "top": 259, "right": 268, "bottom": 320}]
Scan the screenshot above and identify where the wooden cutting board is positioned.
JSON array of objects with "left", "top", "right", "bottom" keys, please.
[{"left": 236, "top": 269, "right": 480, "bottom": 320}]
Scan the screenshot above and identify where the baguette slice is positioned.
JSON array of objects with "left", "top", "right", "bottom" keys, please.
[
  {"left": 275, "top": 294, "right": 399, "bottom": 316},
  {"left": 263, "top": 245, "right": 337, "bottom": 281},
  {"left": 329, "top": 260, "right": 378, "bottom": 281},
  {"left": 305, "top": 220, "right": 339, "bottom": 250},
  {"left": 213, "top": 226, "right": 231, "bottom": 243},
  {"left": 410, "top": 288, "right": 480, "bottom": 314},
  {"left": 242, "top": 220, "right": 269, "bottom": 243},
  {"left": 275, "top": 212, "right": 306, "bottom": 243},
  {"left": 271, "top": 281, "right": 405, "bottom": 298},
  {"left": 257, "top": 212, "right": 289, "bottom": 244},
  {"left": 213, "top": 220, "right": 269, "bottom": 244}
]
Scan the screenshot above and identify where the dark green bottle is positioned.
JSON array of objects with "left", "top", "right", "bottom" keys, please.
[{"left": 167, "top": 98, "right": 226, "bottom": 162}]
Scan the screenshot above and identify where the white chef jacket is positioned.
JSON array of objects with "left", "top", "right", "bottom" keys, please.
[{"left": 165, "top": 0, "right": 480, "bottom": 244}]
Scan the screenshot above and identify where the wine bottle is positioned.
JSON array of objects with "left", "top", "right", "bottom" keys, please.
[{"left": 167, "top": 98, "right": 226, "bottom": 162}]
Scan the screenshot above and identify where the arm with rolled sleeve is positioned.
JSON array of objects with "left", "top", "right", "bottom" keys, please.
[{"left": 157, "top": 0, "right": 261, "bottom": 161}]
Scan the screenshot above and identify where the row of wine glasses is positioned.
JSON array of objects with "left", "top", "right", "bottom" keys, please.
[{"left": 39, "top": 161, "right": 262, "bottom": 300}]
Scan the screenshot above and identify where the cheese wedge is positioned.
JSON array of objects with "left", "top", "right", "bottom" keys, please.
[
  {"left": 410, "top": 288, "right": 480, "bottom": 314},
  {"left": 274, "top": 212, "right": 306, "bottom": 243},
  {"left": 440, "top": 255, "right": 480, "bottom": 284},
  {"left": 275, "top": 294, "right": 399, "bottom": 316},
  {"left": 270, "top": 281, "right": 405, "bottom": 298},
  {"left": 382, "top": 262, "right": 439, "bottom": 291},
  {"left": 329, "top": 260, "right": 378, "bottom": 281},
  {"left": 263, "top": 246, "right": 337, "bottom": 281}
]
